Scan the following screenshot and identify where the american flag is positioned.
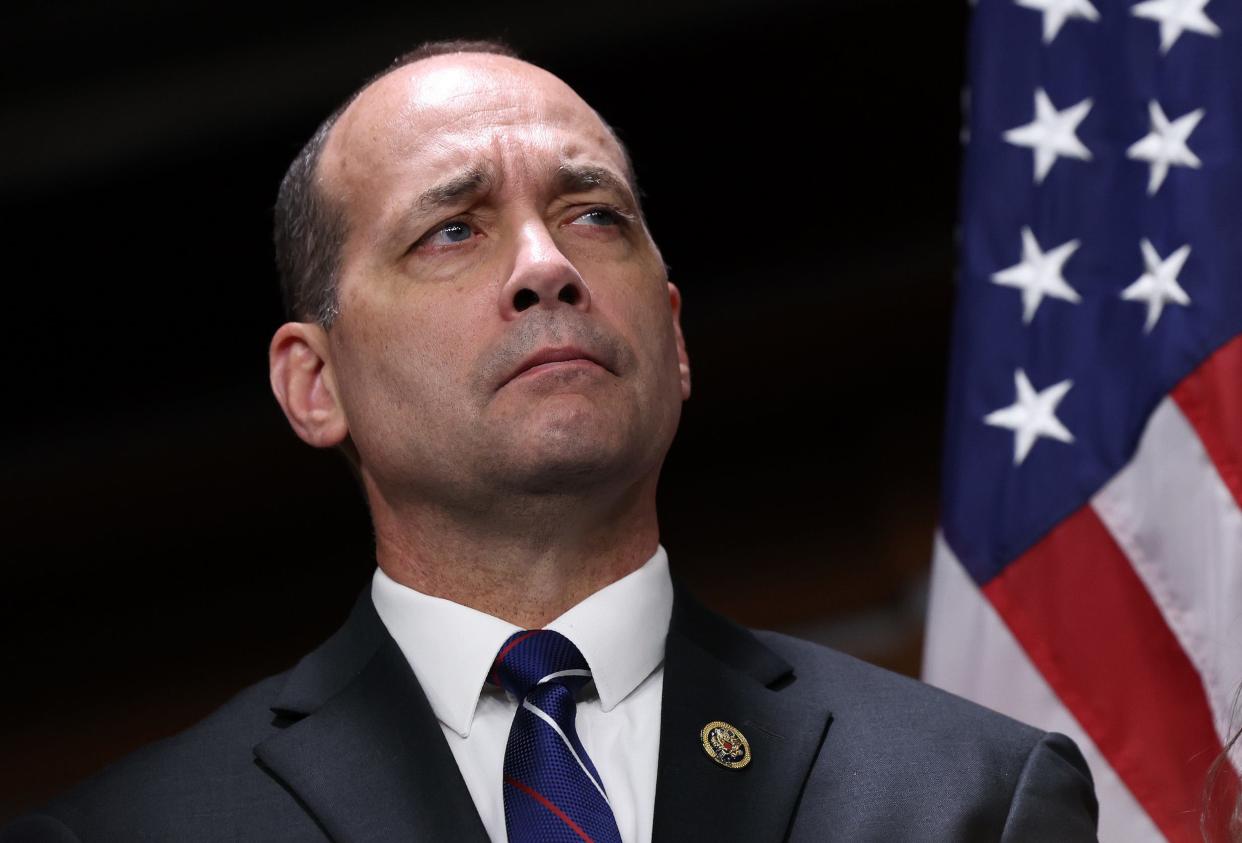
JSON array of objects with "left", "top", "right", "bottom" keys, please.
[{"left": 921, "top": 1, "right": 1242, "bottom": 840}]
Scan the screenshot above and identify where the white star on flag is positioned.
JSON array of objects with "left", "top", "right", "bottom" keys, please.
[
  {"left": 1004, "top": 89, "right": 1093, "bottom": 184},
  {"left": 992, "top": 227, "right": 1083, "bottom": 324},
  {"left": 984, "top": 369, "right": 1076, "bottom": 466},
  {"left": 1126, "top": 101, "right": 1204, "bottom": 195},
  {"left": 1015, "top": 0, "right": 1100, "bottom": 43},
  {"left": 1131, "top": 0, "right": 1222, "bottom": 54},
  {"left": 1121, "top": 239, "right": 1192, "bottom": 332}
]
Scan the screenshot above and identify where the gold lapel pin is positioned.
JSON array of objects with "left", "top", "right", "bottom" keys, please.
[{"left": 700, "top": 720, "right": 751, "bottom": 769}]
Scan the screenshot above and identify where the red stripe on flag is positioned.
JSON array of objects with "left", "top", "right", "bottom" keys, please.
[
  {"left": 983, "top": 505, "right": 1237, "bottom": 843},
  {"left": 504, "top": 774, "right": 595, "bottom": 843},
  {"left": 1172, "top": 334, "right": 1242, "bottom": 514}
]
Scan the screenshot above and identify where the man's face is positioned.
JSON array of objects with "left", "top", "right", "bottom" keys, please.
[{"left": 315, "top": 54, "right": 690, "bottom": 508}]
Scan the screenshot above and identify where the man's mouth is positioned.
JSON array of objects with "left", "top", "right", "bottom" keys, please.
[{"left": 502, "top": 346, "right": 610, "bottom": 388}]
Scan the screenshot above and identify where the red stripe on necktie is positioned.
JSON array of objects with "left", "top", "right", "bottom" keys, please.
[
  {"left": 491, "top": 630, "right": 540, "bottom": 687},
  {"left": 983, "top": 504, "right": 1236, "bottom": 843},
  {"left": 503, "top": 774, "right": 595, "bottom": 843}
]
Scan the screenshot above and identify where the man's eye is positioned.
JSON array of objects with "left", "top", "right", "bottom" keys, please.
[
  {"left": 571, "top": 208, "right": 620, "bottom": 227},
  {"left": 421, "top": 221, "right": 475, "bottom": 248}
]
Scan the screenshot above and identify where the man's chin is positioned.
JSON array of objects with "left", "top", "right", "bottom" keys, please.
[
  {"left": 488, "top": 438, "right": 638, "bottom": 496},
  {"left": 478, "top": 399, "right": 656, "bottom": 491}
]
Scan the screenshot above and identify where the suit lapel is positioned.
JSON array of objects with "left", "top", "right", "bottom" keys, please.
[
  {"left": 254, "top": 593, "right": 489, "bottom": 843},
  {"left": 252, "top": 579, "right": 832, "bottom": 842},
  {"left": 652, "top": 582, "right": 834, "bottom": 843}
]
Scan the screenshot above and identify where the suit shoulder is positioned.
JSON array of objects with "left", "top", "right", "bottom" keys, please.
[
  {"left": 32, "top": 670, "right": 303, "bottom": 839},
  {"left": 17, "top": 592, "right": 389, "bottom": 840},
  {"left": 753, "top": 629, "right": 1045, "bottom": 751},
  {"left": 753, "top": 631, "right": 1097, "bottom": 840}
]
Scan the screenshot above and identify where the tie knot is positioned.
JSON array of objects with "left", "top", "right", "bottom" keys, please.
[{"left": 490, "top": 629, "right": 592, "bottom": 699}]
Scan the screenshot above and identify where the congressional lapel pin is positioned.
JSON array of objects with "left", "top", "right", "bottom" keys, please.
[{"left": 700, "top": 720, "right": 751, "bottom": 769}]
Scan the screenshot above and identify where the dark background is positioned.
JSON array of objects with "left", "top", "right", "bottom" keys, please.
[{"left": 2, "top": 0, "right": 965, "bottom": 819}]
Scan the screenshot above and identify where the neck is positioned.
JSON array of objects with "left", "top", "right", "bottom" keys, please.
[{"left": 367, "top": 476, "right": 661, "bottom": 628}]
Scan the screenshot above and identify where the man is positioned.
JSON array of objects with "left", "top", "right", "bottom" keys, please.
[{"left": 3, "top": 40, "right": 1099, "bottom": 842}]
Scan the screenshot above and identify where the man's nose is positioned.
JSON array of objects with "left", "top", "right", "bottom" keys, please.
[{"left": 499, "top": 221, "right": 591, "bottom": 319}]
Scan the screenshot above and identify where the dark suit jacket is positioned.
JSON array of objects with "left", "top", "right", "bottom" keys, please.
[{"left": 3, "top": 582, "right": 1098, "bottom": 842}]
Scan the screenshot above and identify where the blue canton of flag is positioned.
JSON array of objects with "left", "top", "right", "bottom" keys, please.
[{"left": 948, "top": 0, "right": 1242, "bottom": 582}]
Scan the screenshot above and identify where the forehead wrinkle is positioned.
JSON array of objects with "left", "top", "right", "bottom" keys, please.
[{"left": 391, "top": 100, "right": 529, "bottom": 159}]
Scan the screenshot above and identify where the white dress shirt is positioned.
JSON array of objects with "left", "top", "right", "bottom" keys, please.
[{"left": 371, "top": 545, "right": 673, "bottom": 843}]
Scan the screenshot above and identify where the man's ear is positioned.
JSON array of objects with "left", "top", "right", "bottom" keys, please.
[
  {"left": 269, "top": 322, "right": 350, "bottom": 448},
  {"left": 668, "top": 282, "right": 691, "bottom": 400}
]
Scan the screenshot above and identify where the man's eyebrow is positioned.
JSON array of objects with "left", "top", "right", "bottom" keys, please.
[
  {"left": 415, "top": 167, "right": 493, "bottom": 215},
  {"left": 390, "top": 163, "right": 635, "bottom": 251},
  {"left": 555, "top": 164, "right": 636, "bottom": 206},
  {"left": 386, "top": 167, "right": 491, "bottom": 252}
]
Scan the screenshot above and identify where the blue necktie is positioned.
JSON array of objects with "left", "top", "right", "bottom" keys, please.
[{"left": 491, "top": 629, "right": 623, "bottom": 843}]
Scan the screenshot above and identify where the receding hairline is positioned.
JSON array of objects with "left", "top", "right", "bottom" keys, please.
[
  {"left": 314, "top": 50, "right": 641, "bottom": 222},
  {"left": 336, "top": 50, "right": 587, "bottom": 133}
]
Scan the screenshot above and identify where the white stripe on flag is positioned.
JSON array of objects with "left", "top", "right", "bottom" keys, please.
[
  {"left": 1092, "top": 397, "right": 1242, "bottom": 744},
  {"left": 923, "top": 532, "right": 1163, "bottom": 843},
  {"left": 521, "top": 699, "right": 610, "bottom": 804}
]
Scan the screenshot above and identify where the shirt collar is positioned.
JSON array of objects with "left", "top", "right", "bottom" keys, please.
[{"left": 371, "top": 544, "right": 673, "bottom": 738}]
